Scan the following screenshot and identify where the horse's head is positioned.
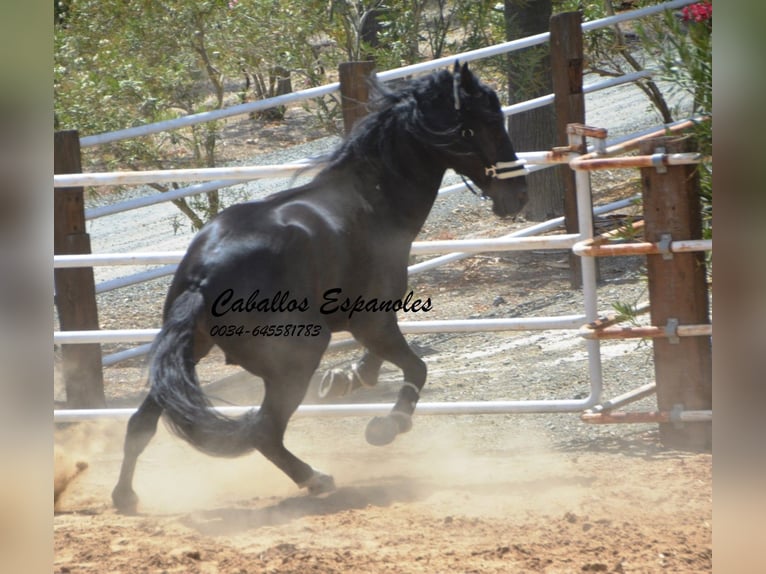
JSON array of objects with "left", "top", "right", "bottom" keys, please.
[{"left": 424, "top": 62, "right": 529, "bottom": 218}]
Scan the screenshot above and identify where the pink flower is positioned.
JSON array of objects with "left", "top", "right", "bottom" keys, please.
[{"left": 682, "top": 2, "right": 712, "bottom": 23}]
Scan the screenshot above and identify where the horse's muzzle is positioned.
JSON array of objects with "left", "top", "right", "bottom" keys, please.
[{"left": 489, "top": 177, "right": 528, "bottom": 218}]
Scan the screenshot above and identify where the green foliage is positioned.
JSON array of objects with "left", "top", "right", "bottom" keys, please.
[
  {"left": 611, "top": 300, "right": 646, "bottom": 327},
  {"left": 637, "top": 2, "right": 712, "bottom": 242},
  {"left": 55, "top": 0, "right": 342, "bottom": 228}
]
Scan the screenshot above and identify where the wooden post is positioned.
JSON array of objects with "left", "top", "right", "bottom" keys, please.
[
  {"left": 640, "top": 135, "right": 711, "bottom": 450},
  {"left": 339, "top": 61, "right": 376, "bottom": 135},
  {"left": 54, "top": 130, "right": 106, "bottom": 408},
  {"left": 550, "top": 11, "right": 587, "bottom": 288}
]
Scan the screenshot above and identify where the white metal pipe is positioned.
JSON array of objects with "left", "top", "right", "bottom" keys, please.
[
  {"left": 501, "top": 69, "right": 655, "bottom": 118},
  {"left": 502, "top": 94, "right": 554, "bottom": 117},
  {"left": 55, "top": 162, "right": 318, "bottom": 188},
  {"left": 573, "top": 159, "right": 599, "bottom": 322},
  {"left": 85, "top": 179, "right": 246, "bottom": 221},
  {"left": 102, "top": 344, "right": 152, "bottom": 367},
  {"left": 437, "top": 181, "right": 470, "bottom": 197},
  {"left": 57, "top": 235, "right": 580, "bottom": 269},
  {"left": 96, "top": 265, "right": 177, "bottom": 295},
  {"left": 410, "top": 235, "right": 579, "bottom": 255},
  {"left": 580, "top": 0, "right": 695, "bottom": 33},
  {"left": 584, "top": 69, "right": 655, "bottom": 93},
  {"left": 55, "top": 329, "right": 159, "bottom": 344},
  {"left": 569, "top": 133, "right": 605, "bottom": 405},
  {"left": 103, "top": 335, "right": 362, "bottom": 368},
  {"left": 56, "top": 252, "right": 185, "bottom": 268},
  {"left": 63, "top": 143, "right": 561, "bottom": 196},
  {"left": 80, "top": 122, "right": 655, "bottom": 224},
  {"left": 54, "top": 315, "right": 587, "bottom": 345},
  {"left": 76, "top": 1, "right": 693, "bottom": 150},
  {"left": 79, "top": 83, "right": 342, "bottom": 148},
  {"left": 396, "top": 316, "right": 586, "bottom": 333},
  {"left": 408, "top": 195, "right": 638, "bottom": 275},
  {"left": 54, "top": 393, "right": 603, "bottom": 423}
]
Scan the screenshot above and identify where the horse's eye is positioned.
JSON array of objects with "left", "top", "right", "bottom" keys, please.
[{"left": 461, "top": 128, "right": 474, "bottom": 138}]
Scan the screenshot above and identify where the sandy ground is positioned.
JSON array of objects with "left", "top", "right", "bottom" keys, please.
[{"left": 54, "top": 414, "right": 711, "bottom": 574}]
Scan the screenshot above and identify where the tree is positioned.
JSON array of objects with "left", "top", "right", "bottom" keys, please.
[
  {"left": 55, "top": 0, "right": 346, "bottom": 229},
  {"left": 504, "top": 0, "right": 565, "bottom": 221}
]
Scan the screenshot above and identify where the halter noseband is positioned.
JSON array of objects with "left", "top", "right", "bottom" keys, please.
[{"left": 485, "top": 159, "right": 527, "bottom": 180}]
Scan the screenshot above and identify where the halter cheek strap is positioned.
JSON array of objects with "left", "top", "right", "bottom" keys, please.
[{"left": 454, "top": 71, "right": 461, "bottom": 111}]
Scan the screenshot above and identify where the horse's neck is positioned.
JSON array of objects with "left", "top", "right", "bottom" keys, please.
[
  {"left": 376, "top": 167, "right": 443, "bottom": 232},
  {"left": 357, "top": 136, "right": 446, "bottom": 233}
]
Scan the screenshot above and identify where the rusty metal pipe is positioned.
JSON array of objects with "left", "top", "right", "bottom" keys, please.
[
  {"left": 573, "top": 237, "right": 712, "bottom": 258},
  {"left": 579, "top": 323, "right": 712, "bottom": 340},
  {"left": 573, "top": 152, "right": 702, "bottom": 171}
]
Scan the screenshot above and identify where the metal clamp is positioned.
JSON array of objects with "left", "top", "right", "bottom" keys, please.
[
  {"left": 665, "top": 318, "right": 680, "bottom": 344},
  {"left": 657, "top": 233, "right": 673, "bottom": 260},
  {"left": 651, "top": 146, "right": 667, "bottom": 174}
]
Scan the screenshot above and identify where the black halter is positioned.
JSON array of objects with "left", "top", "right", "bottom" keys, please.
[{"left": 453, "top": 71, "right": 526, "bottom": 197}]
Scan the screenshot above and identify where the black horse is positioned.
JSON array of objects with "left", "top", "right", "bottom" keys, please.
[{"left": 112, "top": 62, "right": 528, "bottom": 513}]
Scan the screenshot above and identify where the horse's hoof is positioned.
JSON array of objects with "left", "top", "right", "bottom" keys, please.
[
  {"left": 112, "top": 486, "right": 140, "bottom": 515},
  {"left": 301, "top": 470, "right": 336, "bottom": 496},
  {"left": 391, "top": 411, "right": 413, "bottom": 434},
  {"left": 365, "top": 416, "right": 400, "bottom": 446},
  {"left": 317, "top": 369, "right": 352, "bottom": 399}
]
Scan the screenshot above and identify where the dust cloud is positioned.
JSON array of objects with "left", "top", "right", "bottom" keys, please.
[{"left": 54, "top": 411, "right": 588, "bottom": 524}]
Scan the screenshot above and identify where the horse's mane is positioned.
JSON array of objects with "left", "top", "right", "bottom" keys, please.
[{"left": 323, "top": 70, "right": 460, "bottom": 178}]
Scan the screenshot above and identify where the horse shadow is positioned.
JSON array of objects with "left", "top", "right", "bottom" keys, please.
[{"left": 178, "top": 476, "right": 425, "bottom": 536}]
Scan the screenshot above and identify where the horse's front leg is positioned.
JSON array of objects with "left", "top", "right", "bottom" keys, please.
[
  {"left": 317, "top": 350, "right": 383, "bottom": 399},
  {"left": 352, "top": 317, "right": 426, "bottom": 446}
]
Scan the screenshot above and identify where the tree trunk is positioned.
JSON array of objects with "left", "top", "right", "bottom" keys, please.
[{"left": 504, "top": 0, "right": 563, "bottom": 221}]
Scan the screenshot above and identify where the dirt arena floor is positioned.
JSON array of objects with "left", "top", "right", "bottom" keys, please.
[{"left": 54, "top": 410, "right": 711, "bottom": 573}]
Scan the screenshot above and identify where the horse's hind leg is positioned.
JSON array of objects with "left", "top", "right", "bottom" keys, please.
[
  {"left": 112, "top": 394, "right": 163, "bottom": 513},
  {"left": 237, "top": 346, "right": 335, "bottom": 495},
  {"left": 318, "top": 350, "right": 383, "bottom": 399}
]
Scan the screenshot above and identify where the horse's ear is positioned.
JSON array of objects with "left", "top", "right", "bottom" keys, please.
[
  {"left": 459, "top": 62, "right": 478, "bottom": 95},
  {"left": 453, "top": 61, "right": 478, "bottom": 110}
]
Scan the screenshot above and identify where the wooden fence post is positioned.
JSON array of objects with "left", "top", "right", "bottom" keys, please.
[
  {"left": 640, "top": 135, "right": 711, "bottom": 449},
  {"left": 54, "top": 130, "right": 105, "bottom": 408},
  {"left": 339, "top": 61, "right": 376, "bottom": 136},
  {"left": 550, "top": 11, "right": 588, "bottom": 288}
]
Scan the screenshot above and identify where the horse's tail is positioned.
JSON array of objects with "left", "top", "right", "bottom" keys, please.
[{"left": 148, "top": 286, "right": 256, "bottom": 458}]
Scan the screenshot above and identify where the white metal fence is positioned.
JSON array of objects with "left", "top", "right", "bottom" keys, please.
[{"left": 54, "top": 0, "right": 708, "bottom": 422}]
